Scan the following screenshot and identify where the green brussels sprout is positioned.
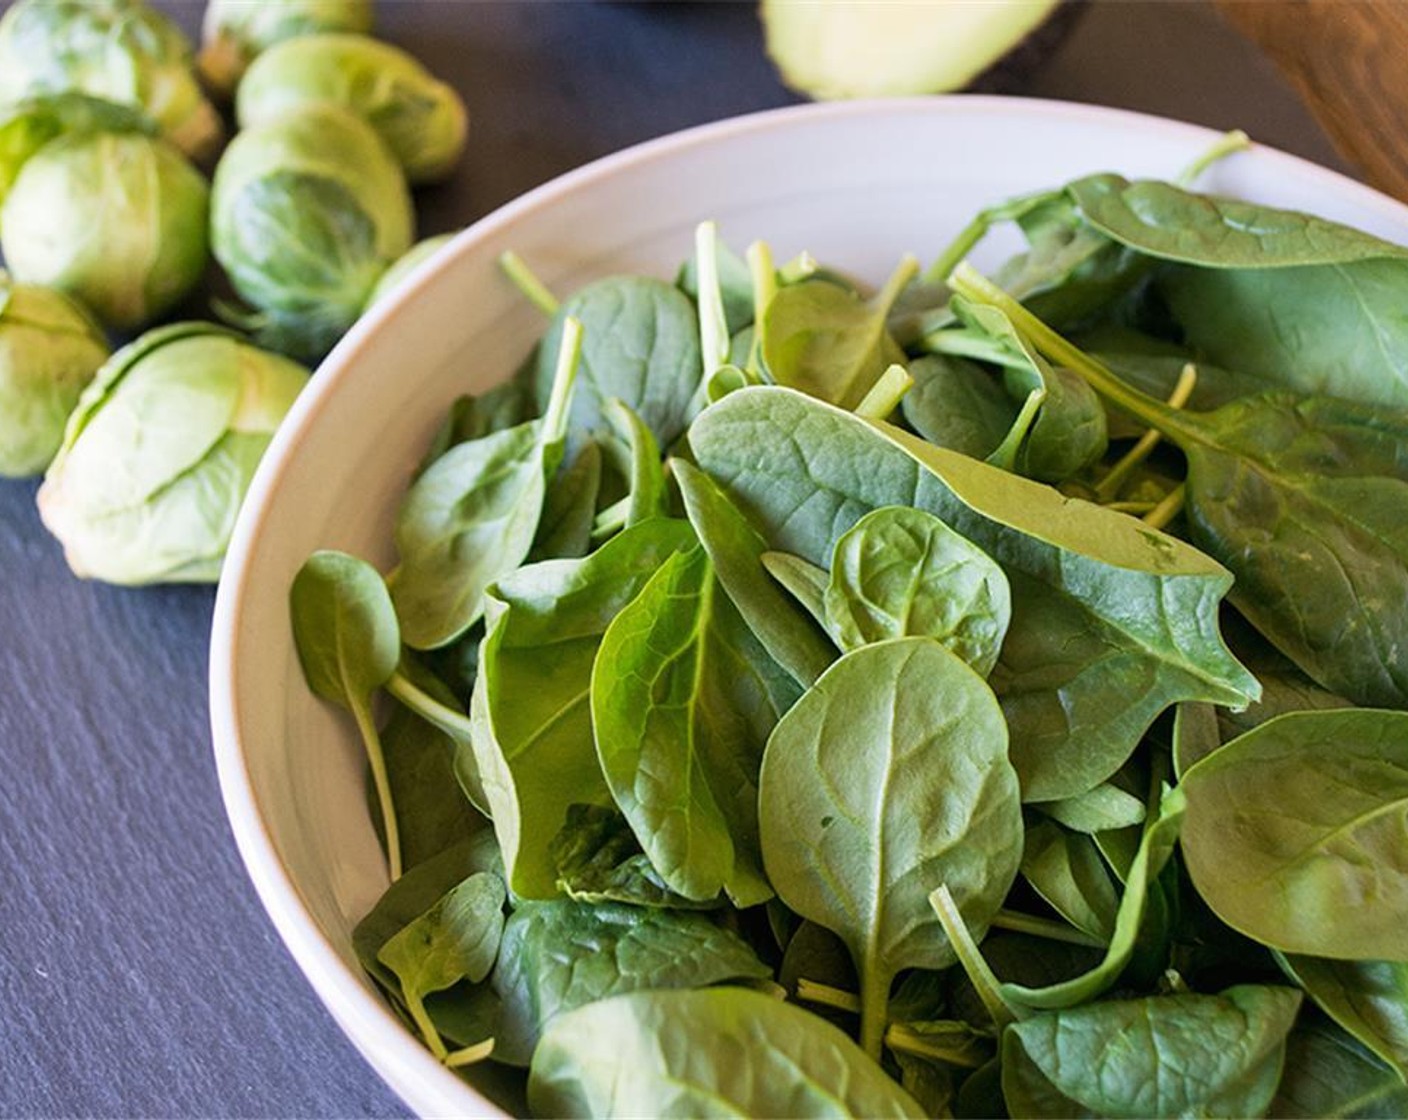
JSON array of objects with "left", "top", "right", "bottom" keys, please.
[
  {"left": 364, "top": 233, "right": 455, "bottom": 310},
  {"left": 199, "top": 0, "right": 375, "bottom": 101},
  {"left": 37, "top": 323, "right": 309, "bottom": 585},
  {"left": 237, "top": 34, "right": 467, "bottom": 185},
  {"left": 0, "top": 0, "right": 223, "bottom": 163},
  {"left": 0, "top": 92, "right": 155, "bottom": 213},
  {"left": 211, "top": 103, "right": 414, "bottom": 361},
  {"left": 0, "top": 131, "right": 210, "bottom": 331},
  {"left": 0, "top": 272, "right": 110, "bottom": 478}
]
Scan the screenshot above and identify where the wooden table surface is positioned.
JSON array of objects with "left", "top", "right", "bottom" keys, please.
[{"left": 1217, "top": 0, "right": 1408, "bottom": 201}]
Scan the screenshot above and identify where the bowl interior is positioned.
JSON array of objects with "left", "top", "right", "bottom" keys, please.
[{"left": 210, "top": 97, "right": 1408, "bottom": 1117}]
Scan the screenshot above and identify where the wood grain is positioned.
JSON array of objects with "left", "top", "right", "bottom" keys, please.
[{"left": 1216, "top": 0, "right": 1408, "bottom": 201}]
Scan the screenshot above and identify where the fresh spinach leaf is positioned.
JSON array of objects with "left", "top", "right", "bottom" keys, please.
[
  {"left": 900, "top": 353, "right": 1019, "bottom": 460},
  {"left": 824, "top": 505, "right": 1010, "bottom": 675},
  {"left": 598, "top": 397, "right": 667, "bottom": 530},
  {"left": 592, "top": 544, "right": 795, "bottom": 906},
  {"left": 1180, "top": 710, "right": 1408, "bottom": 962},
  {"left": 673, "top": 457, "right": 836, "bottom": 688},
  {"left": 377, "top": 871, "right": 506, "bottom": 1061},
  {"left": 290, "top": 550, "right": 404, "bottom": 879},
  {"left": 391, "top": 317, "right": 582, "bottom": 649},
  {"left": 677, "top": 233, "right": 753, "bottom": 337},
  {"left": 469, "top": 517, "right": 697, "bottom": 898},
  {"left": 762, "top": 256, "right": 916, "bottom": 410},
  {"left": 376, "top": 702, "right": 485, "bottom": 873},
  {"left": 490, "top": 900, "right": 771, "bottom": 1066},
  {"left": 760, "top": 638, "right": 1023, "bottom": 1057},
  {"left": 535, "top": 276, "right": 702, "bottom": 449},
  {"left": 954, "top": 265, "right": 1408, "bottom": 708},
  {"left": 527, "top": 988, "right": 925, "bottom": 1118},
  {"left": 1038, "top": 782, "right": 1146, "bottom": 835},
  {"left": 1002, "top": 984, "right": 1302, "bottom": 1119}
]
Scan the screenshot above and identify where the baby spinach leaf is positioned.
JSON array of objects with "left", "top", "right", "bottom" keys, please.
[
  {"left": 392, "top": 317, "right": 582, "bottom": 649},
  {"left": 290, "top": 550, "right": 404, "bottom": 879},
  {"left": 955, "top": 265, "right": 1408, "bottom": 708},
  {"left": 490, "top": 900, "right": 771, "bottom": 1066},
  {"left": 377, "top": 871, "right": 506, "bottom": 1060},
  {"left": 1067, "top": 174, "right": 1408, "bottom": 269},
  {"left": 760, "top": 638, "right": 1023, "bottom": 1057},
  {"left": 469, "top": 517, "right": 696, "bottom": 898},
  {"left": 1002, "top": 984, "right": 1302, "bottom": 1119},
  {"left": 527, "top": 987, "right": 925, "bottom": 1118},
  {"left": 1172, "top": 699, "right": 1223, "bottom": 778},
  {"left": 1276, "top": 954, "right": 1408, "bottom": 1080},
  {"left": 900, "top": 353, "right": 1019, "bottom": 460},
  {"left": 535, "top": 276, "right": 702, "bottom": 449},
  {"left": 420, "top": 373, "right": 536, "bottom": 474},
  {"left": 351, "top": 834, "right": 503, "bottom": 995},
  {"left": 1161, "top": 260, "right": 1408, "bottom": 410},
  {"left": 530, "top": 441, "right": 601, "bottom": 562},
  {"left": 762, "top": 256, "right": 916, "bottom": 411},
  {"left": 674, "top": 458, "right": 835, "bottom": 688},
  {"left": 1181, "top": 710, "right": 1408, "bottom": 962},
  {"left": 955, "top": 299, "right": 1108, "bottom": 484},
  {"left": 1269, "top": 1021, "right": 1408, "bottom": 1119},
  {"left": 1038, "top": 782, "right": 1146, "bottom": 834},
  {"left": 690, "top": 385, "right": 1258, "bottom": 801},
  {"left": 592, "top": 544, "right": 795, "bottom": 906},
  {"left": 376, "top": 703, "right": 484, "bottom": 874},
  {"left": 549, "top": 803, "right": 719, "bottom": 910},
  {"left": 824, "top": 505, "right": 1011, "bottom": 676},
  {"left": 1020, "top": 820, "right": 1119, "bottom": 943}
]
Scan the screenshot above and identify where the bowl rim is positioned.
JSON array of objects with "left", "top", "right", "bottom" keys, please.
[{"left": 208, "top": 93, "right": 1408, "bottom": 1118}]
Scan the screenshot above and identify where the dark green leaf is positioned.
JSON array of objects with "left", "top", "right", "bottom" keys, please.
[
  {"left": 527, "top": 988, "right": 925, "bottom": 1118},
  {"left": 1276, "top": 954, "right": 1408, "bottom": 1079},
  {"left": 1269, "top": 1021, "right": 1408, "bottom": 1119},
  {"left": 490, "top": 900, "right": 771, "bottom": 1066}
]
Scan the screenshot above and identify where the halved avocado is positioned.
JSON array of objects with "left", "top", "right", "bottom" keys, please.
[{"left": 762, "top": 0, "right": 1073, "bottom": 99}]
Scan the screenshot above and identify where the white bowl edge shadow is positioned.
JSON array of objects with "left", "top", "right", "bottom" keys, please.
[{"left": 208, "top": 95, "right": 1408, "bottom": 1119}]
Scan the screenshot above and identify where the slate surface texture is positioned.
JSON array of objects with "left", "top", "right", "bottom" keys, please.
[{"left": 0, "top": 2, "right": 1348, "bottom": 1116}]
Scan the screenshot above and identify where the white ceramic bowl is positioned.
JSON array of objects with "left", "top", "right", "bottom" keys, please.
[{"left": 209, "top": 97, "right": 1408, "bottom": 1118}]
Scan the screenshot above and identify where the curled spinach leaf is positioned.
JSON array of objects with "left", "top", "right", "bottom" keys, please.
[
  {"left": 824, "top": 505, "right": 1010, "bottom": 675},
  {"left": 1276, "top": 954, "right": 1408, "bottom": 1080}
]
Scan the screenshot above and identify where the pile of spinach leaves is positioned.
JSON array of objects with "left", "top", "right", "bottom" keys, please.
[{"left": 290, "top": 140, "right": 1408, "bottom": 1119}]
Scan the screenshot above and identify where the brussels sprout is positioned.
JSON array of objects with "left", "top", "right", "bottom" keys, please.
[
  {"left": 0, "top": 273, "right": 110, "bottom": 479},
  {"left": 237, "top": 34, "right": 467, "bottom": 185},
  {"left": 199, "top": 0, "right": 375, "bottom": 100},
  {"left": 0, "top": 92, "right": 155, "bottom": 213},
  {"left": 37, "top": 323, "right": 309, "bottom": 585},
  {"left": 211, "top": 103, "right": 414, "bottom": 361},
  {"left": 0, "top": 0, "right": 223, "bottom": 163},
  {"left": 0, "top": 132, "right": 210, "bottom": 332},
  {"left": 364, "top": 233, "right": 455, "bottom": 310}
]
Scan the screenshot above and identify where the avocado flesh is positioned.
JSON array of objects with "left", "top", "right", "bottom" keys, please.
[{"left": 763, "top": 0, "right": 1064, "bottom": 99}]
